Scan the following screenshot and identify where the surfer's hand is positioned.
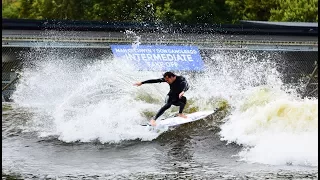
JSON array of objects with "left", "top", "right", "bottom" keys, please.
[
  {"left": 179, "top": 91, "right": 185, "bottom": 98},
  {"left": 150, "top": 119, "right": 156, "bottom": 126},
  {"left": 133, "top": 82, "right": 142, "bottom": 86}
]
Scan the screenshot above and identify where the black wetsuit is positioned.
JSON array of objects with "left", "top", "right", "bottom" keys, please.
[{"left": 142, "top": 76, "right": 189, "bottom": 120}]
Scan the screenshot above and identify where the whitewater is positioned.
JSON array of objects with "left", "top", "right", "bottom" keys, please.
[{"left": 3, "top": 43, "right": 318, "bottom": 179}]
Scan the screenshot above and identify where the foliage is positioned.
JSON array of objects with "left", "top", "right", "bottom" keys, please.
[
  {"left": 226, "top": 0, "right": 278, "bottom": 22},
  {"left": 2, "top": 0, "right": 21, "bottom": 19},
  {"left": 269, "top": 0, "right": 318, "bottom": 22},
  {"left": 2, "top": 0, "right": 318, "bottom": 23},
  {"left": 226, "top": 0, "right": 318, "bottom": 22}
]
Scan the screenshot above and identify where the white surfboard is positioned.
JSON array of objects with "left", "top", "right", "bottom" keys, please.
[
  {"left": 143, "top": 110, "right": 216, "bottom": 130},
  {"left": 156, "top": 110, "right": 215, "bottom": 127}
]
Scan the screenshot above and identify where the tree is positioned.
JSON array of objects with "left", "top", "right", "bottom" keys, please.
[
  {"left": 2, "top": 0, "right": 21, "bottom": 19},
  {"left": 226, "top": 0, "right": 277, "bottom": 23},
  {"left": 270, "top": 0, "right": 318, "bottom": 22},
  {"left": 19, "top": 0, "right": 34, "bottom": 18},
  {"left": 154, "top": 0, "right": 232, "bottom": 24},
  {"left": 226, "top": 0, "right": 318, "bottom": 22},
  {"left": 3, "top": 0, "right": 317, "bottom": 23},
  {"left": 28, "top": 0, "right": 43, "bottom": 19}
]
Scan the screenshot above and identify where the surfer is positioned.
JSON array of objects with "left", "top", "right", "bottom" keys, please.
[{"left": 134, "top": 72, "right": 189, "bottom": 126}]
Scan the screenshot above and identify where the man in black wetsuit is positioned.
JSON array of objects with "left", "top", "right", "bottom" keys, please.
[{"left": 134, "top": 72, "right": 189, "bottom": 126}]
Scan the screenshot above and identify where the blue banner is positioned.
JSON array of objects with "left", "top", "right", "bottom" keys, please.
[{"left": 110, "top": 45, "right": 204, "bottom": 71}]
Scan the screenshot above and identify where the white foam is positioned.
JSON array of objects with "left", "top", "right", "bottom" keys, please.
[
  {"left": 220, "top": 88, "right": 318, "bottom": 166},
  {"left": 12, "top": 53, "right": 164, "bottom": 143},
  {"left": 11, "top": 36, "right": 317, "bottom": 169}
]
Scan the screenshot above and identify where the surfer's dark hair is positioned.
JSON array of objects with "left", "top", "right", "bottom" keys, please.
[{"left": 163, "top": 72, "right": 176, "bottom": 78}]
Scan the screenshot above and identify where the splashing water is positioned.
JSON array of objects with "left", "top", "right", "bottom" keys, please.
[
  {"left": 220, "top": 87, "right": 318, "bottom": 166},
  {"left": 11, "top": 35, "right": 317, "bottom": 167},
  {"left": 13, "top": 52, "right": 165, "bottom": 142}
]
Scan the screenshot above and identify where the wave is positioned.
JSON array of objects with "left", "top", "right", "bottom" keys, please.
[
  {"left": 220, "top": 87, "right": 318, "bottom": 166},
  {"left": 10, "top": 42, "right": 317, "bottom": 167}
]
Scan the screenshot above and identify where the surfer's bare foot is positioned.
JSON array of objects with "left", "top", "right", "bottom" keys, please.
[
  {"left": 177, "top": 113, "right": 187, "bottom": 118},
  {"left": 150, "top": 119, "right": 156, "bottom": 126}
]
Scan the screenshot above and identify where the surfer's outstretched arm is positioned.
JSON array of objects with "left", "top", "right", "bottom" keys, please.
[
  {"left": 142, "top": 78, "right": 166, "bottom": 84},
  {"left": 133, "top": 78, "right": 165, "bottom": 86}
]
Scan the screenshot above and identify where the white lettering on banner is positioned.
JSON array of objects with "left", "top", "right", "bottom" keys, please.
[
  {"left": 167, "top": 49, "right": 197, "bottom": 54},
  {"left": 124, "top": 53, "right": 194, "bottom": 62},
  {"left": 141, "top": 54, "right": 147, "bottom": 61},
  {"left": 114, "top": 48, "right": 126, "bottom": 53},
  {"left": 115, "top": 48, "right": 154, "bottom": 53},
  {"left": 176, "top": 54, "right": 183, "bottom": 61},
  {"left": 115, "top": 47, "right": 198, "bottom": 54},
  {"left": 111, "top": 45, "right": 204, "bottom": 71},
  {"left": 125, "top": 53, "right": 135, "bottom": 61},
  {"left": 147, "top": 54, "right": 153, "bottom": 60},
  {"left": 153, "top": 54, "right": 162, "bottom": 60},
  {"left": 161, "top": 54, "right": 167, "bottom": 61},
  {"left": 156, "top": 49, "right": 168, "bottom": 53},
  {"left": 187, "top": 55, "right": 193, "bottom": 61},
  {"left": 146, "top": 61, "right": 179, "bottom": 68},
  {"left": 180, "top": 54, "right": 187, "bottom": 61},
  {"left": 167, "top": 54, "right": 174, "bottom": 61}
]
